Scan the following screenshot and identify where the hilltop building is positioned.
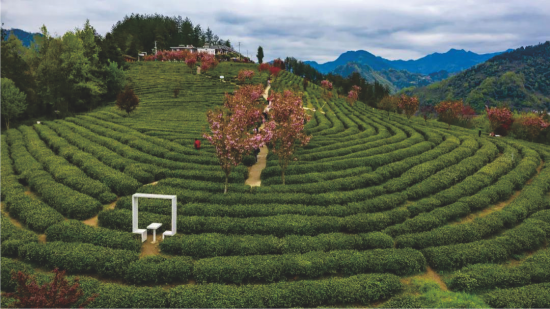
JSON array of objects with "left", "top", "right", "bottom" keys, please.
[{"left": 170, "top": 44, "right": 235, "bottom": 55}]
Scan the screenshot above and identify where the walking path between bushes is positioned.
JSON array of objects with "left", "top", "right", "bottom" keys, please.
[{"left": 245, "top": 85, "right": 271, "bottom": 187}]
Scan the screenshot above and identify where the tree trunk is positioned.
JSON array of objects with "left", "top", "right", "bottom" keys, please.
[
  {"left": 224, "top": 174, "right": 228, "bottom": 194},
  {"left": 5, "top": 120, "right": 9, "bottom": 130}
]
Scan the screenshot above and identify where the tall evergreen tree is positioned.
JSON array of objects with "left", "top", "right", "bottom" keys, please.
[{"left": 257, "top": 46, "right": 264, "bottom": 64}]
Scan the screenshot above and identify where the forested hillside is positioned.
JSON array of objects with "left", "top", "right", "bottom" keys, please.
[
  {"left": 111, "top": 14, "right": 230, "bottom": 57},
  {"left": 404, "top": 42, "right": 550, "bottom": 111}
]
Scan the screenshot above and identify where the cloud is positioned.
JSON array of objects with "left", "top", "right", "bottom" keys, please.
[{"left": 2, "top": 0, "right": 549, "bottom": 63}]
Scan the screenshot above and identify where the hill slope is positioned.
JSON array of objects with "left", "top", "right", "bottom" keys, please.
[
  {"left": 2, "top": 61, "right": 550, "bottom": 309},
  {"left": 404, "top": 42, "right": 550, "bottom": 111}
]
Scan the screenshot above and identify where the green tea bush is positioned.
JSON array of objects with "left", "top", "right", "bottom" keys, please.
[
  {"left": 45, "top": 220, "right": 141, "bottom": 252},
  {"left": 481, "top": 283, "right": 550, "bottom": 308},
  {"left": 125, "top": 255, "right": 193, "bottom": 284}
]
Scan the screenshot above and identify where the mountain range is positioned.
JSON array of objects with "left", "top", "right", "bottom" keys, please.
[
  {"left": 3, "top": 29, "right": 41, "bottom": 47},
  {"left": 403, "top": 42, "right": 550, "bottom": 112},
  {"left": 305, "top": 48, "right": 512, "bottom": 75}
]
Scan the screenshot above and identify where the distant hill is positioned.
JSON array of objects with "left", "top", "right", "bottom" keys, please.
[
  {"left": 332, "top": 62, "right": 395, "bottom": 92},
  {"left": 389, "top": 49, "right": 511, "bottom": 75},
  {"left": 332, "top": 62, "right": 452, "bottom": 93},
  {"left": 403, "top": 42, "right": 550, "bottom": 112},
  {"left": 306, "top": 48, "right": 511, "bottom": 76},
  {"left": 3, "top": 29, "right": 41, "bottom": 47}
]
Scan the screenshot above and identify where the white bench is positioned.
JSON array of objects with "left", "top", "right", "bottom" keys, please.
[
  {"left": 133, "top": 229, "right": 147, "bottom": 242},
  {"left": 162, "top": 230, "right": 175, "bottom": 240}
]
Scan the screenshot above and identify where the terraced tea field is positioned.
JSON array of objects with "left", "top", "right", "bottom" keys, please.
[{"left": 2, "top": 62, "right": 550, "bottom": 308}]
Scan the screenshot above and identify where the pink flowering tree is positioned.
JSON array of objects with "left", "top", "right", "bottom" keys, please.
[
  {"left": 237, "top": 69, "right": 255, "bottom": 84},
  {"left": 198, "top": 52, "right": 219, "bottom": 73},
  {"left": 264, "top": 90, "right": 312, "bottom": 185},
  {"left": 321, "top": 80, "right": 333, "bottom": 100},
  {"left": 347, "top": 85, "right": 361, "bottom": 106},
  {"left": 486, "top": 106, "right": 514, "bottom": 135},
  {"left": 203, "top": 85, "right": 269, "bottom": 193},
  {"left": 185, "top": 54, "right": 197, "bottom": 73}
]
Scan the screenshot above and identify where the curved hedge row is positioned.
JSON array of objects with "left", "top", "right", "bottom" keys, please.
[
  {"left": 7, "top": 129, "right": 102, "bottom": 220},
  {"left": 98, "top": 208, "right": 409, "bottom": 236},
  {"left": 1, "top": 135, "right": 64, "bottom": 232},
  {"left": 160, "top": 232, "right": 394, "bottom": 258},
  {"left": 448, "top": 248, "right": 550, "bottom": 292},
  {"left": 193, "top": 248, "right": 425, "bottom": 283},
  {"left": 125, "top": 255, "right": 193, "bottom": 284},
  {"left": 395, "top": 145, "right": 547, "bottom": 249},
  {"left": 18, "top": 241, "right": 139, "bottom": 278},
  {"left": 1, "top": 212, "right": 38, "bottom": 257},
  {"left": 481, "top": 283, "right": 550, "bottom": 308},
  {"left": 35, "top": 123, "right": 142, "bottom": 196},
  {"left": 46, "top": 120, "right": 161, "bottom": 183},
  {"left": 19, "top": 125, "right": 116, "bottom": 203},
  {"left": 45, "top": 220, "right": 141, "bottom": 252},
  {"left": 422, "top": 218, "right": 550, "bottom": 271},
  {"left": 81, "top": 115, "right": 220, "bottom": 165}
]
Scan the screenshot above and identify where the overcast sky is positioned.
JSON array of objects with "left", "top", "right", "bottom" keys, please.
[{"left": 2, "top": 0, "right": 550, "bottom": 63}]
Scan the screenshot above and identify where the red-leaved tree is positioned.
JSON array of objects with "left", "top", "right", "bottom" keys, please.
[
  {"left": 460, "top": 104, "right": 477, "bottom": 123},
  {"left": 486, "top": 106, "right": 514, "bottom": 135},
  {"left": 269, "top": 66, "right": 282, "bottom": 80},
  {"left": 517, "top": 114, "right": 549, "bottom": 141},
  {"left": 203, "top": 85, "right": 269, "bottom": 193},
  {"left": 258, "top": 63, "right": 270, "bottom": 73},
  {"left": 273, "top": 58, "right": 286, "bottom": 70},
  {"left": 4, "top": 268, "right": 98, "bottom": 308},
  {"left": 420, "top": 105, "right": 437, "bottom": 123},
  {"left": 435, "top": 100, "right": 464, "bottom": 129},
  {"left": 237, "top": 69, "right": 255, "bottom": 83},
  {"left": 116, "top": 86, "right": 139, "bottom": 116},
  {"left": 398, "top": 95, "right": 420, "bottom": 120},
  {"left": 264, "top": 90, "right": 311, "bottom": 185}
]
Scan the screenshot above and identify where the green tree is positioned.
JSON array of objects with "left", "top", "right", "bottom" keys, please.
[
  {"left": 1, "top": 78, "right": 28, "bottom": 129},
  {"left": 257, "top": 46, "right": 264, "bottom": 64},
  {"left": 105, "top": 60, "right": 126, "bottom": 99}
]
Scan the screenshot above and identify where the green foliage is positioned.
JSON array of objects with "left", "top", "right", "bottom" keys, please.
[
  {"left": 18, "top": 242, "right": 139, "bottom": 279},
  {"left": 481, "top": 282, "right": 550, "bottom": 308},
  {"left": 1, "top": 78, "right": 28, "bottom": 129},
  {"left": 45, "top": 220, "right": 141, "bottom": 252},
  {"left": 124, "top": 255, "right": 193, "bottom": 284}
]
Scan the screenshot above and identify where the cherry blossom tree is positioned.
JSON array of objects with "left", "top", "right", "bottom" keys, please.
[
  {"left": 203, "top": 85, "right": 269, "bottom": 193},
  {"left": 435, "top": 100, "right": 464, "bottom": 129},
  {"left": 273, "top": 58, "right": 285, "bottom": 70},
  {"left": 237, "top": 69, "right": 255, "bottom": 83},
  {"left": 347, "top": 85, "right": 361, "bottom": 106},
  {"left": 185, "top": 54, "right": 197, "bottom": 73},
  {"left": 321, "top": 80, "right": 333, "bottom": 100},
  {"left": 264, "top": 90, "right": 311, "bottom": 185},
  {"left": 398, "top": 95, "right": 419, "bottom": 120},
  {"left": 4, "top": 268, "right": 98, "bottom": 308},
  {"left": 486, "top": 106, "right": 514, "bottom": 135}
]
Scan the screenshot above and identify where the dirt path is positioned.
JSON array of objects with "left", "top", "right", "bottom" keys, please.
[
  {"left": 82, "top": 198, "right": 118, "bottom": 227},
  {"left": 400, "top": 266, "right": 448, "bottom": 292},
  {"left": 1, "top": 202, "right": 23, "bottom": 228},
  {"left": 197, "top": 66, "right": 201, "bottom": 74},
  {"left": 140, "top": 234, "right": 161, "bottom": 258},
  {"left": 245, "top": 146, "right": 268, "bottom": 187}
]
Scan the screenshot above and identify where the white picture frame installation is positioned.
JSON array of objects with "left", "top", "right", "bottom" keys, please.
[{"left": 132, "top": 193, "right": 177, "bottom": 242}]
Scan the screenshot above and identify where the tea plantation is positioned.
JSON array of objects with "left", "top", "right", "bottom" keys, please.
[{"left": 2, "top": 62, "right": 550, "bottom": 308}]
